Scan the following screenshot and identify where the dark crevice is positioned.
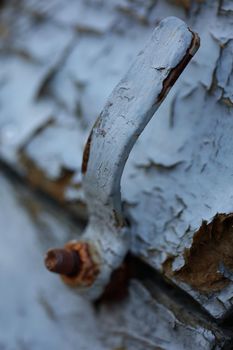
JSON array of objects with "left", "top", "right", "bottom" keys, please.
[{"left": 96, "top": 254, "right": 233, "bottom": 347}]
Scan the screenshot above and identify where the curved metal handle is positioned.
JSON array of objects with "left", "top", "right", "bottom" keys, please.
[{"left": 45, "top": 17, "right": 200, "bottom": 299}]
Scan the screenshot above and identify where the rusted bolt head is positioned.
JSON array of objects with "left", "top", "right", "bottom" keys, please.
[
  {"left": 45, "top": 248, "right": 81, "bottom": 276},
  {"left": 44, "top": 241, "right": 100, "bottom": 288}
]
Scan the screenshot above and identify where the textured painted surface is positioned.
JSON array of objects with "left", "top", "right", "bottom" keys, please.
[
  {"left": 0, "top": 172, "right": 231, "bottom": 349},
  {"left": 0, "top": 0, "right": 233, "bottom": 319},
  {"left": 123, "top": 2, "right": 233, "bottom": 318}
]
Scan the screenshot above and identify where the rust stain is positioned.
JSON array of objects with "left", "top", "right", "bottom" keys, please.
[
  {"left": 19, "top": 152, "right": 74, "bottom": 202},
  {"left": 221, "top": 97, "right": 233, "bottom": 108},
  {"left": 168, "top": 0, "right": 204, "bottom": 11},
  {"left": 96, "top": 254, "right": 135, "bottom": 304},
  {"left": 168, "top": 0, "right": 191, "bottom": 10},
  {"left": 157, "top": 31, "right": 200, "bottom": 103},
  {"left": 164, "top": 213, "right": 233, "bottom": 293},
  {"left": 112, "top": 209, "right": 125, "bottom": 228},
  {"left": 99, "top": 260, "right": 130, "bottom": 302},
  {"left": 81, "top": 130, "right": 93, "bottom": 174},
  {"left": 81, "top": 114, "right": 107, "bottom": 173},
  {"left": 16, "top": 120, "right": 89, "bottom": 215},
  {"left": 62, "top": 241, "right": 100, "bottom": 287},
  {"left": 19, "top": 152, "right": 87, "bottom": 219}
]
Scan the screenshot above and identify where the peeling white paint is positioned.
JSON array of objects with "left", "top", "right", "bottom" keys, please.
[{"left": 0, "top": 0, "right": 233, "bottom": 320}]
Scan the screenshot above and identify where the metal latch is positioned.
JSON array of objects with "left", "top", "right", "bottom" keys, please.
[{"left": 44, "top": 17, "right": 200, "bottom": 300}]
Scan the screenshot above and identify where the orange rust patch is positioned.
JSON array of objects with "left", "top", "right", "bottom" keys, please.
[
  {"left": 164, "top": 213, "right": 233, "bottom": 293},
  {"left": 62, "top": 241, "right": 100, "bottom": 287},
  {"left": 157, "top": 31, "right": 200, "bottom": 103},
  {"left": 82, "top": 130, "right": 93, "bottom": 174}
]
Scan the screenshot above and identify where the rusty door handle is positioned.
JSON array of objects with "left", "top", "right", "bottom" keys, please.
[{"left": 45, "top": 17, "right": 200, "bottom": 299}]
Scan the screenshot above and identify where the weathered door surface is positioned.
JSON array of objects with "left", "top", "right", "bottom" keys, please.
[{"left": 0, "top": 0, "right": 233, "bottom": 349}]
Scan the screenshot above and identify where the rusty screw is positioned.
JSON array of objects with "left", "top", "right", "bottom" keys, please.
[
  {"left": 44, "top": 248, "right": 81, "bottom": 276},
  {"left": 44, "top": 241, "right": 100, "bottom": 288}
]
